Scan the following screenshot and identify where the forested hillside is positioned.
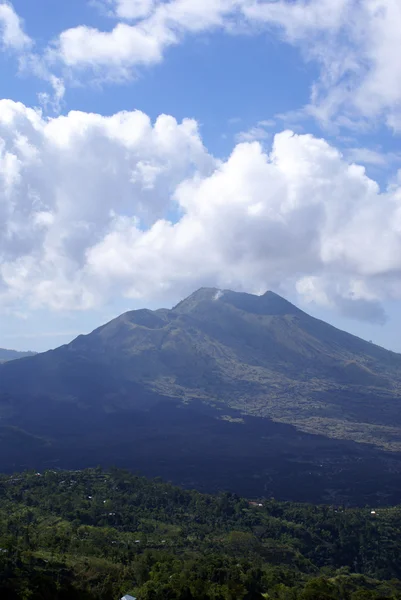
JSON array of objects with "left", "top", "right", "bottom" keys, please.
[{"left": 2, "top": 468, "right": 401, "bottom": 599}]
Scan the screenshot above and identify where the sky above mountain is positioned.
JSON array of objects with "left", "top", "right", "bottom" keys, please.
[{"left": 1, "top": 0, "right": 401, "bottom": 352}]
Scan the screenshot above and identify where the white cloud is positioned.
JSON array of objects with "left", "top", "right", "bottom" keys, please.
[
  {"left": 235, "top": 121, "right": 273, "bottom": 143},
  {"left": 244, "top": 0, "right": 401, "bottom": 130},
  {"left": 244, "top": 0, "right": 349, "bottom": 36},
  {"left": 111, "top": 0, "right": 157, "bottom": 20},
  {"left": 296, "top": 276, "right": 387, "bottom": 324},
  {"left": 0, "top": 3, "right": 64, "bottom": 114},
  {"left": 37, "top": 75, "right": 66, "bottom": 113},
  {"left": 346, "top": 148, "right": 388, "bottom": 167},
  {"left": 2, "top": 1, "right": 401, "bottom": 133},
  {"left": 0, "top": 1, "right": 31, "bottom": 50},
  {"left": 54, "top": 0, "right": 245, "bottom": 79},
  {"left": 49, "top": 0, "right": 401, "bottom": 132},
  {"left": 57, "top": 23, "right": 170, "bottom": 75},
  {"left": 0, "top": 101, "right": 214, "bottom": 310},
  {"left": 346, "top": 147, "right": 401, "bottom": 168},
  {"left": 1, "top": 100, "right": 401, "bottom": 321}
]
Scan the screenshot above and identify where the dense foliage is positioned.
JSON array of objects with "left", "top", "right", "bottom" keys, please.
[{"left": 1, "top": 469, "right": 401, "bottom": 599}]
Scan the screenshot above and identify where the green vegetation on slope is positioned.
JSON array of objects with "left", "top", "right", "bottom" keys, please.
[{"left": 2, "top": 468, "right": 401, "bottom": 599}]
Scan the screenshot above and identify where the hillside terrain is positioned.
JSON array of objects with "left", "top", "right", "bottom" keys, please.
[
  {"left": 1, "top": 288, "right": 401, "bottom": 504},
  {"left": 0, "top": 348, "right": 36, "bottom": 363},
  {"left": 2, "top": 468, "right": 401, "bottom": 599}
]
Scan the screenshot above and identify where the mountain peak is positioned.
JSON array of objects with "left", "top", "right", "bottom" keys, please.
[
  {"left": 173, "top": 287, "right": 303, "bottom": 317},
  {"left": 219, "top": 289, "right": 303, "bottom": 316},
  {"left": 260, "top": 290, "right": 304, "bottom": 315},
  {"left": 172, "top": 287, "right": 221, "bottom": 312}
]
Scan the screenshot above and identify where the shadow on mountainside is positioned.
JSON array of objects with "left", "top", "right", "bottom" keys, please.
[{"left": 1, "top": 396, "right": 401, "bottom": 506}]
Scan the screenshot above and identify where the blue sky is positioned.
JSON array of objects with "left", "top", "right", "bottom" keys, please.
[{"left": 1, "top": 0, "right": 401, "bottom": 352}]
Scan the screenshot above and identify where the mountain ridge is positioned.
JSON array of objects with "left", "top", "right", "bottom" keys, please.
[{"left": 0, "top": 348, "right": 36, "bottom": 363}]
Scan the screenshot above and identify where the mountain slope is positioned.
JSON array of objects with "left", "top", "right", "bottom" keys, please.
[
  {"left": 2, "top": 288, "right": 401, "bottom": 503},
  {"left": 1, "top": 288, "right": 401, "bottom": 446}
]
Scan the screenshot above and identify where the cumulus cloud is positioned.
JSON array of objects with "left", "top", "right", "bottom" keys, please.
[
  {"left": 0, "top": 1, "right": 31, "bottom": 51},
  {"left": 48, "top": 0, "right": 401, "bottom": 131},
  {"left": 55, "top": 0, "right": 239, "bottom": 79},
  {"left": 0, "top": 101, "right": 215, "bottom": 309},
  {"left": 1, "top": 100, "right": 401, "bottom": 321},
  {"left": 56, "top": 23, "right": 170, "bottom": 75}
]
